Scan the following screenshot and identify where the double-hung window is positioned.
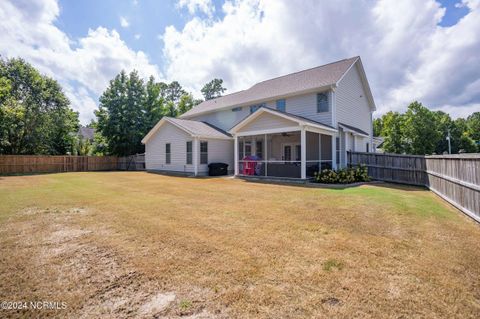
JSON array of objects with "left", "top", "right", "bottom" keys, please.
[
  {"left": 165, "top": 143, "right": 171, "bottom": 164},
  {"left": 276, "top": 99, "right": 286, "bottom": 112},
  {"left": 200, "top": 141, "right": 208, "bottom": 164},
  {"left": 317, "top": 93, "right": 329, "bottom": 113},
  {"left": 186, "top": 141, "right": 192, "bottom": 164}
]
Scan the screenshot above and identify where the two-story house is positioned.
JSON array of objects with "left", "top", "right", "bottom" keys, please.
[{"left": 142, "top": 56, "right": 376, "bottom": 179}]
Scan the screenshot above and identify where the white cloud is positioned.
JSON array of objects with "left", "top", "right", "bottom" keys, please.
[
  {"left": 177, "top": 0, "right": 214, "bottom": 17},
  {"left": 0, "top": 0, "right": 161, "bottom": 123},
  {"left": 120, "top": 16, "right": 129, "bottom": 28},
  {"left": 134, "top": 33, "right": 141, "bottom": 40},
  {"left": 163, "top": 0, "right": 480, "bottom": 118}
]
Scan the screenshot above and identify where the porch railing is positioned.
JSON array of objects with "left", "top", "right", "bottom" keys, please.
[{"left": 238, "top": 160, "right": 332, "bottom": 178}]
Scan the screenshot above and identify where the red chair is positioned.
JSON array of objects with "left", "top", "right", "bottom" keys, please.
[{"left": 242, "top": 159, "right": 256, "bottom": 175}]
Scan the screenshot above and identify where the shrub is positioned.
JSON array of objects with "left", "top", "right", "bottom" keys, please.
[{"left": 313, "top": 165, "right": 370, "bottom": 184}]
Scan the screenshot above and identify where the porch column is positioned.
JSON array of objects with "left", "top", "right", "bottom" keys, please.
[
  {"left": 332, "top": 134, "right": 337, "bottom": 170},
  {"left": 319, "top": 133, "right": 322, "bottom": 170},
  {"left": 193, "top": 137, "right": 199, "bottom": 176},
  {"left": 264, "top": 134, "right": 268, "bottom": 177},
  {"left": 301, "top": 127, "right": 306, "bottom": 179},
  {"left": 234, "top": 135, "right": 239, "bottom": 176}
]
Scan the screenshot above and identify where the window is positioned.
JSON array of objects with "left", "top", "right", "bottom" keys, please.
[
  {"left": 317, "top": 93, "right": 328, "bottom": 113},
  {"left": 276, "top": 99, "right": 286, "bottom": 112},
  {"left": 336, "top": 137, "right": 340, "bottom": 165},
  {"left": 165, "top": 143, "right": 171, "bottom": 164},
  {"left": 256, "top": 140, "right": 263, "bottom": 159},
  {"left": 250, "top": 103, "right": 265, "bottom": 114},
  {"left": 200, "top": 141, "right": 208, "bottom": 164},
  {"left": 366, "top": 142, "right": 369, "bottom": 153},
  {"left": 232, "top": 106, "right": 242, "bottom": 112},
  {"left": 186, "top": 141, "right": 192, "bottom": 164}
]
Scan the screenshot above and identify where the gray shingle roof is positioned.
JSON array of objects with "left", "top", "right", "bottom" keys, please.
[
  {"left": 181, "top": 57, "right": 358, "bottom": 118},
  {"left": 78, "top": 126, "right": 95, "bottom": 140},
  {"left": 338, "top": 122, "right": 369, "bottom": 136},
  {"left": 166, "top": 117, "right": 231, "bottom": 138}
]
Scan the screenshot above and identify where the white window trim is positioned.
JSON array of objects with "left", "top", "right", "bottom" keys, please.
[{"left": 186, "top": 141, "right": 193, "bottom": 165}]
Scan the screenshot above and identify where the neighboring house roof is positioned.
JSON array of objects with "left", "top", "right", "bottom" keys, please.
[
  {"left": 373, "top": 136, "right": 384, "bottom": 146},
  {"left": 78, "top": 126, "right": 95, "bottom": 140},
  {"left": 181, "top": 56, "right": 375, "bottom": 119},
  {"left": 230, "top": 107, "right": 337, "bottom": 135},
  {"left": 338, "top": 122, "right": 369, "bottom": 137},
  {"left": 141, "top": 117, "right": 231, "bottom": 144}
]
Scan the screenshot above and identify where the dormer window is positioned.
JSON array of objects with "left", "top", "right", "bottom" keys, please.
[{"left": 317, "top": 93, "right": 328, "bottom": 113}]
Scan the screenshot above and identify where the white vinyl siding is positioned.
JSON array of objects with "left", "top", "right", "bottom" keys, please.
[
  {"left": 145, "top": 121, "right": 194, "bottom": 173},
  {"left": 189, "top": 107, "right": 250, "bottom": 131},
  {"left": 144, "top": 121, "right": 234, "bottom": 175},
  {"left": 188, "top": 91, "right": 334, "bottom": 130},
  {"left": 282, "top": 91, "right": 333, "bottom": 126},
  {"left": 197, "top": 139, "right": 234, "bottom": 174},
  {"left": 239, "top": 112, "right": 297, "bottom": 132},
  {"left": 355, "top": 136, "right": 367, "bottom": 152},
  {"left": 335, "top": 64, "right": 372, "bottom": 135}
]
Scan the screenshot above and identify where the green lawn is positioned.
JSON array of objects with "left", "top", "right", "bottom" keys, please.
[{"left": 0, "top": 172, "right": 479, "bottom": 318}]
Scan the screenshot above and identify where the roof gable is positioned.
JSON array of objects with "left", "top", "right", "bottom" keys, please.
[
  {"left": 181, "top": 57, "right": 360, "bottom": 118},
  {"left": 142, "top": 117, "right": 231, "bottom": 144},
  {"left": 230, "top": 107, "right": 337, "bottom": 135}
]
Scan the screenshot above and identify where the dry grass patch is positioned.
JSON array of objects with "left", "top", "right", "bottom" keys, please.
[{"left": 0, "top": 172, "right": 479, "bottom": 318}]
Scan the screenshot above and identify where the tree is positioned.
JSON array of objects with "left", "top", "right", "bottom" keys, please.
[
  {"left": 165, "top": 81, "right": 186, "bottom": 104},
  {"left": 144, "top": 76, "right": 165, "bottom": 135},
  {"left": 402, "top": 101, "right": 440, "bottom": 155},
  {"left": 380, "top": 111, "right": 405, "bottom": 153},
  {"left": 466, "top": 112, "right": 480, "bottom": 142},
  {"left": 373, "top": 118, "right": 383, "bottom": 137},
  {"left": 458, "top": 133, "right": 478, "bottom": 153},
  {"left": 177, "top": 93, "right": 195, "bottom": 115},
  {"left": 0, "top": 57, "right": 79, "bottom": 155},
  {"left": 201, "top": 78, "right": 226, "bottom": 100},
  {"left": 96, "top": 70, "right": 147, "bottom": 156}
]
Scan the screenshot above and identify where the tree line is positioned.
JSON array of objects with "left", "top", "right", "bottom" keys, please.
[
  {"left": 374, "top": 101, "right": 479, "bottom": 155},
  {"left": 0, "top": 57, "right": 226, "bottom": 156},
  {"left": 1, "top": 57, "right": 478, "bottom": 157}
]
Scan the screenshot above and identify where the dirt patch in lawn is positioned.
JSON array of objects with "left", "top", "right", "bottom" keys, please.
[
  {"left": 0, "top": 206, "right": 218, "bottom": 318},
  {"left": 1, "top": 172, "right": 480, "bottom": 318}
]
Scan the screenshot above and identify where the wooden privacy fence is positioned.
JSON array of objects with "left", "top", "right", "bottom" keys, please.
[
  {"left": 0, "top": 155, "right": 119, "bottom": 174},
  {"left": 349, "top": 152, "right": 480, "bottom": 223},
  {"left": 117, "top": 153, "right": 145, "bottom": 171}
]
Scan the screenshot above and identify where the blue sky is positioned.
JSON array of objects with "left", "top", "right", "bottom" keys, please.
[{"left": 1, "top": 0, "right": 479, "bottom": 123}]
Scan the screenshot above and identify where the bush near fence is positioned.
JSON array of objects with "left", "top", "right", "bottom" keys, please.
[{"left": 348, "top": 151, "right": 480, "bottom": 223}]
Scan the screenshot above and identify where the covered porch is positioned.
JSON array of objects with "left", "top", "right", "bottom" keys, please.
[{"left": 230, "top": 107, "right": 337, "bottom": 179}]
